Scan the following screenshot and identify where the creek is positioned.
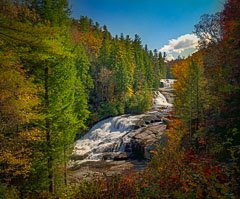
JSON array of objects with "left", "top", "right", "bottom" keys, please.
[
  {"left": 68, "top": 79, "right": 175, "bottom": 182},
  {"left": 71, "top": 80, "right": 174, "bottom": 165}
]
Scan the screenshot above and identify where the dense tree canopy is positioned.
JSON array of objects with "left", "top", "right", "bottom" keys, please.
[
  {"left": 1, "top": 0, "right": 239, "bottom": 198},
  {"left": 0, "top": 0, "right": 167, "bottom": 197}
]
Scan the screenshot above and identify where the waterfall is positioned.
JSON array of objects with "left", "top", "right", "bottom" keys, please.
[
  {"left": 72, "top": 81, "right": 173, "bottom": 164},
  {"left": 160, "top": 79, "right": 176, "bottom": 88},
  {"left": 153, "top": 91, "right": 172, "bottom": 108},
  {"left": 72, "top": 114, "right": 144, "bottom": 162}
]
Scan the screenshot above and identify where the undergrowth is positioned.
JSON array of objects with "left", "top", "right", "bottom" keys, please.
[{"left": 43, "top": 120, "right": 240, "bottom": 199}]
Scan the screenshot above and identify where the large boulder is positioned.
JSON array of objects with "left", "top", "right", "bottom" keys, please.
[
  {"left": 131, "top": 124, "right": 167, "bottom": 160},
  {"left": 133, "top": 113, "right": 162, "bottom": 129},
  {"left": 71, "top": 152, "right": 91, "bottom": 161},
  {"left": 95, "top": 152, "right": 129, "bottom": 161},
  {"left": 134, "top": 119, "right": 146, "bottom": 128}
]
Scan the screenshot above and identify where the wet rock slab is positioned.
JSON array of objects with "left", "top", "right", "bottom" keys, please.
[
  {"left": 68, "top": 159, "right": 148, "bottom": 184},
  {"left": 69, "top": 116, "right": 172, "bottom": 183}
]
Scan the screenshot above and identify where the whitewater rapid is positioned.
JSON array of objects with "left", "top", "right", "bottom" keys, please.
[
  {"left": 160, "top": 79, "right": 176, "bottom": 88},
  {"left": 72, "top": 114, "right": 145, "bottom": 161},
  {"left": 72, "top": 80, "right": 174, "bottom": 164},
  {"left": 153, "top": 91, "right": 172, "bottom": 108}
]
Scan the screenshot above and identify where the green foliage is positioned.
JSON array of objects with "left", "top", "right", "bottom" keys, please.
[
  {"left": 0, "top": 183, "right": 19, "bottom": 199},
  {"left": 79, "top": 16, "right": 90, "bottom": 33},
  {"left": 99, "top": 102, "right": 119, "bottom": 117},
  {"left": 3, "top": 0, "right": 240, "bottom": 198},
  {"left": 31, "top": 0, "right": 71, "bottom": 26},
  {"left": 172, "top": 53, "right": 207, "bottom": 140},
  {"left": 126, "top": 91, "right": 152, "bottom": 114},
  {"left": 0, "top": 0, "right": 166, "bottom": 195},
  {"left": 43, "top": 120, "right": 238, "bottom": 199},
  {"left": 0, "top": 1, "right": 92, "bottom": 195},
  {"left": 74, "top": 44, "right": 93, "bottom": 131},
  {"left": 74, "top": 22, "right": 167, "bottom": 121}
]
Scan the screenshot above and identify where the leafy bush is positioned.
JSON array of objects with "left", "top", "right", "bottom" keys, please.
[
  {"left": 0, "top": 184, "right": 19, "bottom": 199},
  {"left": 126, "top": 92, "right": 152, "bottom": 114},
  {"left": 43, "top": 119, "right": 238, "bottom": 199}
]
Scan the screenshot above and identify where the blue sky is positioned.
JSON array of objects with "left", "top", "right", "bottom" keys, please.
[{"left": 69, "top": 0, "right": 224, "bottom": 60}]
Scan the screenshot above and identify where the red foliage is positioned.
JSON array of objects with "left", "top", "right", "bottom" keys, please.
[{"left": 203, "top": 167, "right": 212, "bottom": 178}]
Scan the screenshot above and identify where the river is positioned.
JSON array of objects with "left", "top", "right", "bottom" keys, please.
[{"left": 68, "top": 79, "right": 175, "bottom": 182}]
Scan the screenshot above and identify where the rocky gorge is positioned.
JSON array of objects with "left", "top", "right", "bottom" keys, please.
[{"left": 68, "top": 80, "right": 175, "bottom": 183}]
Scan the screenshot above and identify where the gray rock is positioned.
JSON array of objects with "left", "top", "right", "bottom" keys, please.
[
  {"left": 142, "top": 115, "right": 158, "bottom": 124},
  {"left": 135, "top": 119, "right": 146, "bottom": 128},
  {"left": 162, "top": 117, "right": 171, "bottom": 124},
  {"left": 131, "top": 124, "right": 168, "bottom": 160},
  {"left": 113, "top": 152, "right": 128, "bottom": 160},
  {"left": 102, "top": 153, "right": 115, "bottom": 160},
  {"left": 71, "top": 152, "right": 90, "bottom": 161},
  {"left": 95, "top": 152, "right": 129, "bottom": 161}
]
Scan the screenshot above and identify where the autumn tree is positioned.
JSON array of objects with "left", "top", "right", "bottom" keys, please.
[
  {"left": 172, "top": 53, "right": 207, "bottom": 138},
  {"left": 0, "top": 1, "right": 44, "bottom": 194},
  {"left": 0, "top": 49, "right": 41, "bottom": 188},
  {"left": 0, "top": 1, "right": 92, "bottom": 195},
  {"left": 193, "top": 1, "right": 240, "bottom": 159},
  {"left": 218, "top": 0, "right": 240, "bottom": 158},
  {"left": 194, "top": 12, "right": 225, "bottom": 116}
]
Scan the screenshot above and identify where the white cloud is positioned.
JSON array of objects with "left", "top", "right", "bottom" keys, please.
[
  {"left": 159, "top": 34, "right": 199, "bottom": 61},
  {"left": 165, "top": 54, "right": 175, "bottom": 61}
]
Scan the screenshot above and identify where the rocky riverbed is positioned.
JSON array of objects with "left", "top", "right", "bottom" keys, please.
[
  {"left": 68, "top": 159, "right": 148, "bottom": 184},
  {"left": 68, "top": 85, "right": 174, "bottom": 183},
  {"left": 68, "top": 114, "right": 173, "bottom": 184}
]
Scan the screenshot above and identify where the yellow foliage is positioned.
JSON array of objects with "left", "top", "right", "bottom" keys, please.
[
  {"left": 171, "top": 52, "right": 204, "bottom": 95},
  {"left": 127, "top": 86, "right": 134, "bottom": 97},
  {"left": 150, "top": 150, "right": 158, "bottom": 155},
  {"left": 0, "top": 50, "right": 43, "bottom": 180}
]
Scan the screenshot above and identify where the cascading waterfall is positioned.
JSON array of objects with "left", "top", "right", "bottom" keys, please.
[
  {"left": 160, "top": 79, "right": 176, "bottom": 88},
  {"left": 73, "top": 114, "right": 145, "bottom": 161},
  {"left": 72, "top": 82, "right": 173, "bottom": 164},
  {"left": 153, "top": 91, "right": 172, "bottom": 108}
]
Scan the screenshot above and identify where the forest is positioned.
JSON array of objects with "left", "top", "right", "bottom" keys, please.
[{"left": 0, "top": 0, "right": 239, "bottom": 198}]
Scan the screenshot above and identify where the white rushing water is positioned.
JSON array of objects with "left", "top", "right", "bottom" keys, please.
[
  {"left": 72, "top": 83, "right": 173, "bottom": 164},
  {"left": 153, "top": 91, "right": 172, "bottom": 108},
  {"left": 73, "top": 114, "right": 145, "bottom": 161},
  {"left": 160, "top": 79, "right": 176, "bottom": 88}
]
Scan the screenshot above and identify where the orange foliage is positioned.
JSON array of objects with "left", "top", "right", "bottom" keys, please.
[
  {"left": 0, "top": 51, "right": 42, "bottom": 180},
  {"left": 71, "top": 27, "right": 102, "bottom": 58},
  {"left": 171, "top": 52, "right": 203, "bottom": 94},
  {"left": 0, "top": 0, "right": 41, "bottom": 22}
]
